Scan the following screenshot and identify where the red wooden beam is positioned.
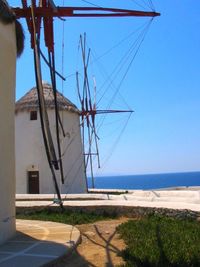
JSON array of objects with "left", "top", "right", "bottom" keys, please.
[
  {"left": 13, "top": 4, "right": 160, "bottom": 54},
  {"left": 13, "top": 7, "right": 160, "bottom": 19}
]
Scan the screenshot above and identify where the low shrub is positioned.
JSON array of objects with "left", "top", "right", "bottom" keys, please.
[{"left": 16, "top": 209, "right": 116, "bottom": 225}]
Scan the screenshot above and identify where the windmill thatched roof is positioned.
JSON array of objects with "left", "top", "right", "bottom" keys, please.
[
  {"left": 15, "top": 83, "right": 80, "bottom": 114},
  {"left": 0, "top": 0, "right": 24, "bottom": 57}
]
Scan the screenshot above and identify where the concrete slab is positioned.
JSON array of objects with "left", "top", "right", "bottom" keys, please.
[
  {"left": 16, "top": 189, "right": 200, "bottom": 212},
  {"left": 0, "top": 220, "right": 80, "bottom": 267}
]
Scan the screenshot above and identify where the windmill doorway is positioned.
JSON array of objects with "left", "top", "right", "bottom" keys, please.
[{"left": 28, "top": 171, "right": 39, "bottom": 194}]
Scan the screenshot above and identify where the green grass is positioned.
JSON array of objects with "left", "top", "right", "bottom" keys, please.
[
  {"left": 117, "top": 215, "right": 200, "bottom": 267},
  {"left": 16, "top": 209, "right": 116, "bottom": 225}
]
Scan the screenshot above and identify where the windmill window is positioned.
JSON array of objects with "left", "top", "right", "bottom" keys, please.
[{"left": 30, "top": 111, "right": 37, "bottom": 120}]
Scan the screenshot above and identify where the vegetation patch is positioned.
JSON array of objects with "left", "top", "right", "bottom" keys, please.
[
  {"left": 117, "top": 215, "right": 200, "bottom": 267},
  {"left": 16, "top": 209, "right": 116, "bottom": 225}
]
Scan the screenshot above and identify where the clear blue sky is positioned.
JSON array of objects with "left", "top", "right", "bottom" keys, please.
[{"left": 10, "top": 0, "right": 200, "bottom": 176}]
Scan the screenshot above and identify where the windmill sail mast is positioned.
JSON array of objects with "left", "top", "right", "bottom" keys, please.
[{"left": 77, "top": 34, "right": 134, "bottom": 188}]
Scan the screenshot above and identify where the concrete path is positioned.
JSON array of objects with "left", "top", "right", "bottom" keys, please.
[
  {"left": 16, "top": 189, "right": 200, "bottom": 212},
  {"left": 0, "top": 220, "right": 80, "bottom": 267}
]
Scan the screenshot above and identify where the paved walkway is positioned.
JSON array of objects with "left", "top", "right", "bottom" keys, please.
[
  {"left": 0, "top": 220, "right": 80, "bottom": 267},
  {"left": 16, "top": 189, "right": 200, "bottom": 212}
]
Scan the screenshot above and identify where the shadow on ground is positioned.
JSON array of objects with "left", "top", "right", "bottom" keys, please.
[{"left": 48, "top": 219, "right": 126, "bottom": 267}]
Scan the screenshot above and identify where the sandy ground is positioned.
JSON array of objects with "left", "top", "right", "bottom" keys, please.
[{"left": 49, "top": 218, "right": 129, "bottom": 267}]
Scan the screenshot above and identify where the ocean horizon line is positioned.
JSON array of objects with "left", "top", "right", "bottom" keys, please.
[
  {"left": 87, "top": 171, "right": 200, "bottom": 190},
  {"left": 91, "top": 170, "right": 200, "bottom": 178}
]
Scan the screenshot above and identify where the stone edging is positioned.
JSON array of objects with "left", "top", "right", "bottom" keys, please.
[{"left": 16, "top": 205, "right": 200, "bottom": 220}]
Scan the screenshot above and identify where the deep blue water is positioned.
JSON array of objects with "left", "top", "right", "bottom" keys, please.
[{"left": 87, "top": 171, "right": 200, "bottom": 190}]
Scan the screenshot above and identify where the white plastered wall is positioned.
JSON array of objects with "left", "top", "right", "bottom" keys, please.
[
  {"left": 0, "top": 22, "right": 16, "bottom": 244},
  {"left": 15, "top": 109, "right": 87, "bottom": 194}
]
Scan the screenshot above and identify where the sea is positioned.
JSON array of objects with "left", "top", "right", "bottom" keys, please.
[{"left": 87, "top": 171, "right": 200, "bottom": 190}]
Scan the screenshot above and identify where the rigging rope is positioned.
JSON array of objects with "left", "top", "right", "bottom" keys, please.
[
  {"left": 48, "top": 51, "right": 65, "bottom": 185},
  {"left": 130, "top": 0, "right": 154, "bottom": 11},
  {"left": 98, "top": 112, "right": 133, "bottom": 171},
  {"left": 106, "top": 20, "right": 153, "bottom": 108},
  {"left": 39, "top": 48, "right": 65, "bottom": 81},
  {"left": 83, "top": 19, "right": 152, "bottom": 115},
  {"left": 130, "top": 0, "right": 149, "bottom": 11},
  {"left": 97, "top": 19, "right": 152, "bottom": 106},
  {"left": 81, "top": 0, "right": 102, "bottom": 8},
  {"left": 94, "top": 19, "right": 152, "bottom": 134},
  {"left": 30, "top": 1, "right": 64, "bottom": 211},
  {"left": 61, "top": 115, "right": 89, "bottom": 159},
  {"left": 90, "top": 21, "right": 148, "bottom": 66},
  {"left": 148, "top": 0, "right": 155, "bottom": 11}
]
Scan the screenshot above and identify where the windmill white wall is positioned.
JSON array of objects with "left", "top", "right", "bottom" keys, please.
[
  {"left": 0, "top": 22, "right": 16, "bottom": 244},
  {"left": 15, "top": 84, "right": 87, "bottom": 194}
]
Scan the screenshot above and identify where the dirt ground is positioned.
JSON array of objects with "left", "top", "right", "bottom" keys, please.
[{"left": 50, "top": 218, "right": 129, "bottom": 267}]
